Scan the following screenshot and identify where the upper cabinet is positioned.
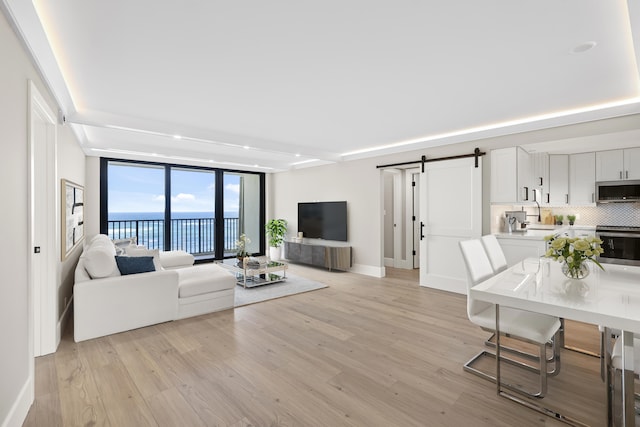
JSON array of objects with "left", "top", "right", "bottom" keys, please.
[
  {"left": 596, "top": 148, "right": 640, "bottom": 181},
  {"left": 568, "top": 152, "right": 596, "bottom": 205},
  {"left": 530, "top": 153, "right": 549, "bottom": 205},
  {"left": 548, "top": 154, "right": 569, "bottom": 205},
  {"left": 490, "top": 147, "right": 532, "bottom": 204}
]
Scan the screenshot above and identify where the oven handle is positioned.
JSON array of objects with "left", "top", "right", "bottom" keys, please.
[{"left": 597, "top": 232, "right": 640, "bottom": 239}]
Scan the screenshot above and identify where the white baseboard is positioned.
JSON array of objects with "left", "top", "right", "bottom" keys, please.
[
  {"left": 2, "top": 375, "right": 34, "bottom": 427},
  {"left": 384, "top": 258, "right": 414, "bottom": 269},
  {"left": 350, "top": 264, "right": 385, "bottom": 278},
  {"left": 56, "top": 295, "right": 73, "bottom": 349}
]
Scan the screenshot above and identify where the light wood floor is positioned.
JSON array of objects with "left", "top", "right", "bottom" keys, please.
[{"left": 24, "top": 265, "right": 606, "bottom": 426}]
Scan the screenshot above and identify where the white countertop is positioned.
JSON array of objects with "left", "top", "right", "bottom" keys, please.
[{"left": 494, "top": 225, "right": 596, "bottom": 241}]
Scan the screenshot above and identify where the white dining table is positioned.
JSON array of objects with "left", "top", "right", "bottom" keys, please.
[{"left": 470, "top": 257, "right": 640, "bottom": 427}]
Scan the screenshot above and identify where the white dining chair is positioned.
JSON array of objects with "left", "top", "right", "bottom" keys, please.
[
  {"left": 481, "top": 234, "right": 508, "bottom": 274},
  {"left": 459, "top": 238, "right": 562, "bottom": 398},
  {"left": 607, "top": 334, "right": 640, "bottom": 425}
]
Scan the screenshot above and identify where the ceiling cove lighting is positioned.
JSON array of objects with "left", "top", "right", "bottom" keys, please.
[
  {"left": 89, "top": 148, "right": 274, "bottom": 170},
  {"left": 341, "top": 97, "right": 640, "bottom": 157},
  {"left": 290, "top": 158, "right": 320, "bottom": 166}
]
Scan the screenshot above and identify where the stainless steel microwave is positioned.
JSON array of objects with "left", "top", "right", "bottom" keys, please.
[{"left": 595, "top": 180, "right": 640, "bottom": 203}]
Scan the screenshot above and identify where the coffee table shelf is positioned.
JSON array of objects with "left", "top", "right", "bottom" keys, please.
[{"left": 221, "top": 258, "right": 287, "bottom": 288}]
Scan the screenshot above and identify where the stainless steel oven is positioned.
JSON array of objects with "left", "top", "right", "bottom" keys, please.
[{"left": 596, "top": 226, "right": 640, "bottom": 266}]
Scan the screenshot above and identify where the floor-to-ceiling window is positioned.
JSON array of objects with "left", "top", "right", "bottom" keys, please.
[
  {"left": 106, "top": 162, "right": 166, "bottom": 250},
  {"left": 101, "top": 158, "right": 265, "bottom": 260},
  {"left": 171, "top": 168, "right": 216, "bottom": 255},
  {"left": 224, "top": 171, "right": 262, "bottom": 256}
]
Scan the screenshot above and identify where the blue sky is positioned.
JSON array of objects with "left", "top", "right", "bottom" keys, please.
[{"left": 108, "top": 163, "right": 240, "bottom": 213}]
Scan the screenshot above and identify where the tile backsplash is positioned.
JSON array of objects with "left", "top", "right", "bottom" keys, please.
[{"left": 491, "top": 203, "right": 640, "bottom": 232}]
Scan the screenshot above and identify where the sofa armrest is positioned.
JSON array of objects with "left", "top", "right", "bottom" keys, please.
[{"left": 74, "top": 270, "right": 179, "bottom": 342}]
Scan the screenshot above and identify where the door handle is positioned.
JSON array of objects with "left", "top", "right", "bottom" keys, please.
[
  {"left": 626, "top": 170, "right": 629, "bottom": 179},
  {"left": 546, "top": 193, "right": 550, "bottom": 204},
  {"left": 523, "top": 186, "right": 529, "bottom": 201},
  {"left": 420, "top": 222, "right": 425, "bottom": 240},
  {"left": 566, "top": 194, "right": 569, "bottom": 204}
]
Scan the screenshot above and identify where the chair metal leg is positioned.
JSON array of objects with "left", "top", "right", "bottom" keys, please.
[
  {"left": 464, "top": 330, "right": 561, "bottom": 399},
  {"left": 485, "top": 332, "right": 557, "bottom": 363}
]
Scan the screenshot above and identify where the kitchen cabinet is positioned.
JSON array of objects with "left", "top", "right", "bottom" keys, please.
[
  {"left": 569, "top": 152, "right": 596, "bottom": 205},
  {"left": 595, "top": 148, "right": 640, "bottom": 181},
  {"left": 548, "top": 154, "right": 568, "bottom": 205},
  {"left": 530, "top": 152, "right": 549, "bottom": 205},
  {"left": 490, "top": 147, "right": 532, "bottom": 204}
]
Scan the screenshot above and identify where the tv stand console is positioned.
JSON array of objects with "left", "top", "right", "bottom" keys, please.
[{"left": 284, "top": 241, "right": 352, "bottom": 271}]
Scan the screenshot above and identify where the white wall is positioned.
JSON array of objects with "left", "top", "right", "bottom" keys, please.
[
  {"left": 269, "top": 115, "right": 640, "bottom": 277},
  {"left": 271, "top": 159, "right": 383, "bottom": 276},
  {"left": 0, "top": 9, "right": 84, "bottom": 426},
  {"left": 57, "top": 124, "right": 85, "bottom": 321},
  {"left": 84, "top": 156, "right": 101, "bottom": 237}
]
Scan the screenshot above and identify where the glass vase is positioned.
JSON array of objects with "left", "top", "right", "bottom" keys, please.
[{"left": 561, "top": 261, "right": 590, "bottom": 280}]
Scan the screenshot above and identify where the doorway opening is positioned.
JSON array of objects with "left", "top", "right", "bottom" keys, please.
[{"left": 382, "top": 168, "right": 420, "bottom": 274}]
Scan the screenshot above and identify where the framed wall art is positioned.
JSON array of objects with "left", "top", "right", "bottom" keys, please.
[{"left": 61, "top": 179, "right": 84, "bottom": 260}]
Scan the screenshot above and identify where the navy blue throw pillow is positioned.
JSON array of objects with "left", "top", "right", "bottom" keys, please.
[{"left": 115, "top": 256, "right": 156, "bottom": 275}]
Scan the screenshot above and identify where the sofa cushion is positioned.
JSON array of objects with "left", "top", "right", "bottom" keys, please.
[
  {"left": 159, "top": 250, "right": 195, "bottom": 269},
  {"left": 83, "top": 245, "right": 120, "bottom": 279},
  {"left": 124, "top": 246, "right": 163, "bottom": 271},
  {"left": 177, "top": 264, "right": 236, "bottom": 298},
  {"left": 113, "top": 237, "right": 137, "bottom": 255},
  {"left": 115, "top": 255, "right": 156, "bottom": 275}
]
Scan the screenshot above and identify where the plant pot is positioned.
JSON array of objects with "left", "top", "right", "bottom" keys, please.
[{"left": 269, "top": 246, "right": 282, "bottom": 261}]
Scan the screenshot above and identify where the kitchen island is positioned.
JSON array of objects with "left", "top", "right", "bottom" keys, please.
[{"left": 495, "top": 225, "right": 596, "bottom": 266}]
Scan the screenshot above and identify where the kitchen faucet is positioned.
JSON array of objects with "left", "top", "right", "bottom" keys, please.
[{"left": 523, "top": 189, "right": 542, "bottom": 223}]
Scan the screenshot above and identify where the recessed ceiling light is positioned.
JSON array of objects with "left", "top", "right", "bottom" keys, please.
[
  {"left": 173, "top": 134, "right": 182, "bottom": 140},
  {"left": 570, "top": 41, "right": 597, "bottom": 54},
  {"left": 243, "top": 146, "right": 250, "bottom": 150},
  {"left": 295, "top": 153, "right": 301, "bottom": 157}
]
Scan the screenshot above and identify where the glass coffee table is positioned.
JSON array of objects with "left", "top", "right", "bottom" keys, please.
[{"left": 221, "top": 257, "right": 287, "bottom": 288}]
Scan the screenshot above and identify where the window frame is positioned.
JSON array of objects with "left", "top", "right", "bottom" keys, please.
[{"left": 100, "top": 157, "right": 266, "bottom": 260}]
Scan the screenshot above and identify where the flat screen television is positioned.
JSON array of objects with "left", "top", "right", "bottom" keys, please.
[{"left": 298, "top": 201, "right": 347, "bottom": 241}]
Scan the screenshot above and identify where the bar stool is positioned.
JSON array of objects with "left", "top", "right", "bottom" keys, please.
[
  {"left": 460, "top": 239, "right": 562, "bottom": 398},
  {"left": 608, "top": 334, "right": 640, "bottom": 425}
]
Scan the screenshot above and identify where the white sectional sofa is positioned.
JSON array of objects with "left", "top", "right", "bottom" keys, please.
[{"left": 74, "top": 234, "right": 236, "bottom": 342}]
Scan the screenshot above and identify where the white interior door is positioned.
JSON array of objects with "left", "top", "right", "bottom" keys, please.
[
  {"left": 419, "top": 157, "right": 482, "bottom": 294},
  {"left": 29, "top": 81, "right": 58, "bottom": 357},
  {"left": 411, "top": 171, "right": 420, "bottom": 268}
]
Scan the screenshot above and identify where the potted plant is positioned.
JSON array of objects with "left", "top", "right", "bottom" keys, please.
[
  {"left": 235, "top": 233, "right": 251, "bottom": 261},
  {"left": 567, "top": 214, "right": 576, "bottom": 226},
  {"left": 554, "top": 215, "right": 564, "bottom": 226},
  {"left": 265, "top": 219, "right": 287, "bottom": 261}
]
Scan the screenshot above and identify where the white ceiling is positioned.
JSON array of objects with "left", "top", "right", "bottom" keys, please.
[{"left": 5, "top": 0, "right": 640, "bottom": 171}]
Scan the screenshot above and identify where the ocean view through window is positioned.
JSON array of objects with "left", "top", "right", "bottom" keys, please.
[{"left": 102, "top": 159, "right": 265, "bottom": 259}]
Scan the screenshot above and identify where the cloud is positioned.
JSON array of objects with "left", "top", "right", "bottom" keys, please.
[
  {"left": 153, "top": 195, "right": 165, "bottom": 202},
  {"left": 225, "top": 183, "right": 240, "bottom": 194},
  {"left": 172, "top": 193, "right": 196, "bottom": 202}
]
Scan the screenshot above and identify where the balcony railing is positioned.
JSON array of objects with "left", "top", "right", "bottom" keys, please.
[{"left": 107, "top": 217, "right": 240, "bottom": 256}]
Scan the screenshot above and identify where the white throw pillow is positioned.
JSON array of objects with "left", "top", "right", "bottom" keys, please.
[
  {"left": 83, "top": 246, "right": 121, "bottom": 279},
  {"left": 112, "top": 237, "right": 137, "bottom": 255},
  {"left": 124, "top": 246, "right": 164, "bottom": 271}
]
